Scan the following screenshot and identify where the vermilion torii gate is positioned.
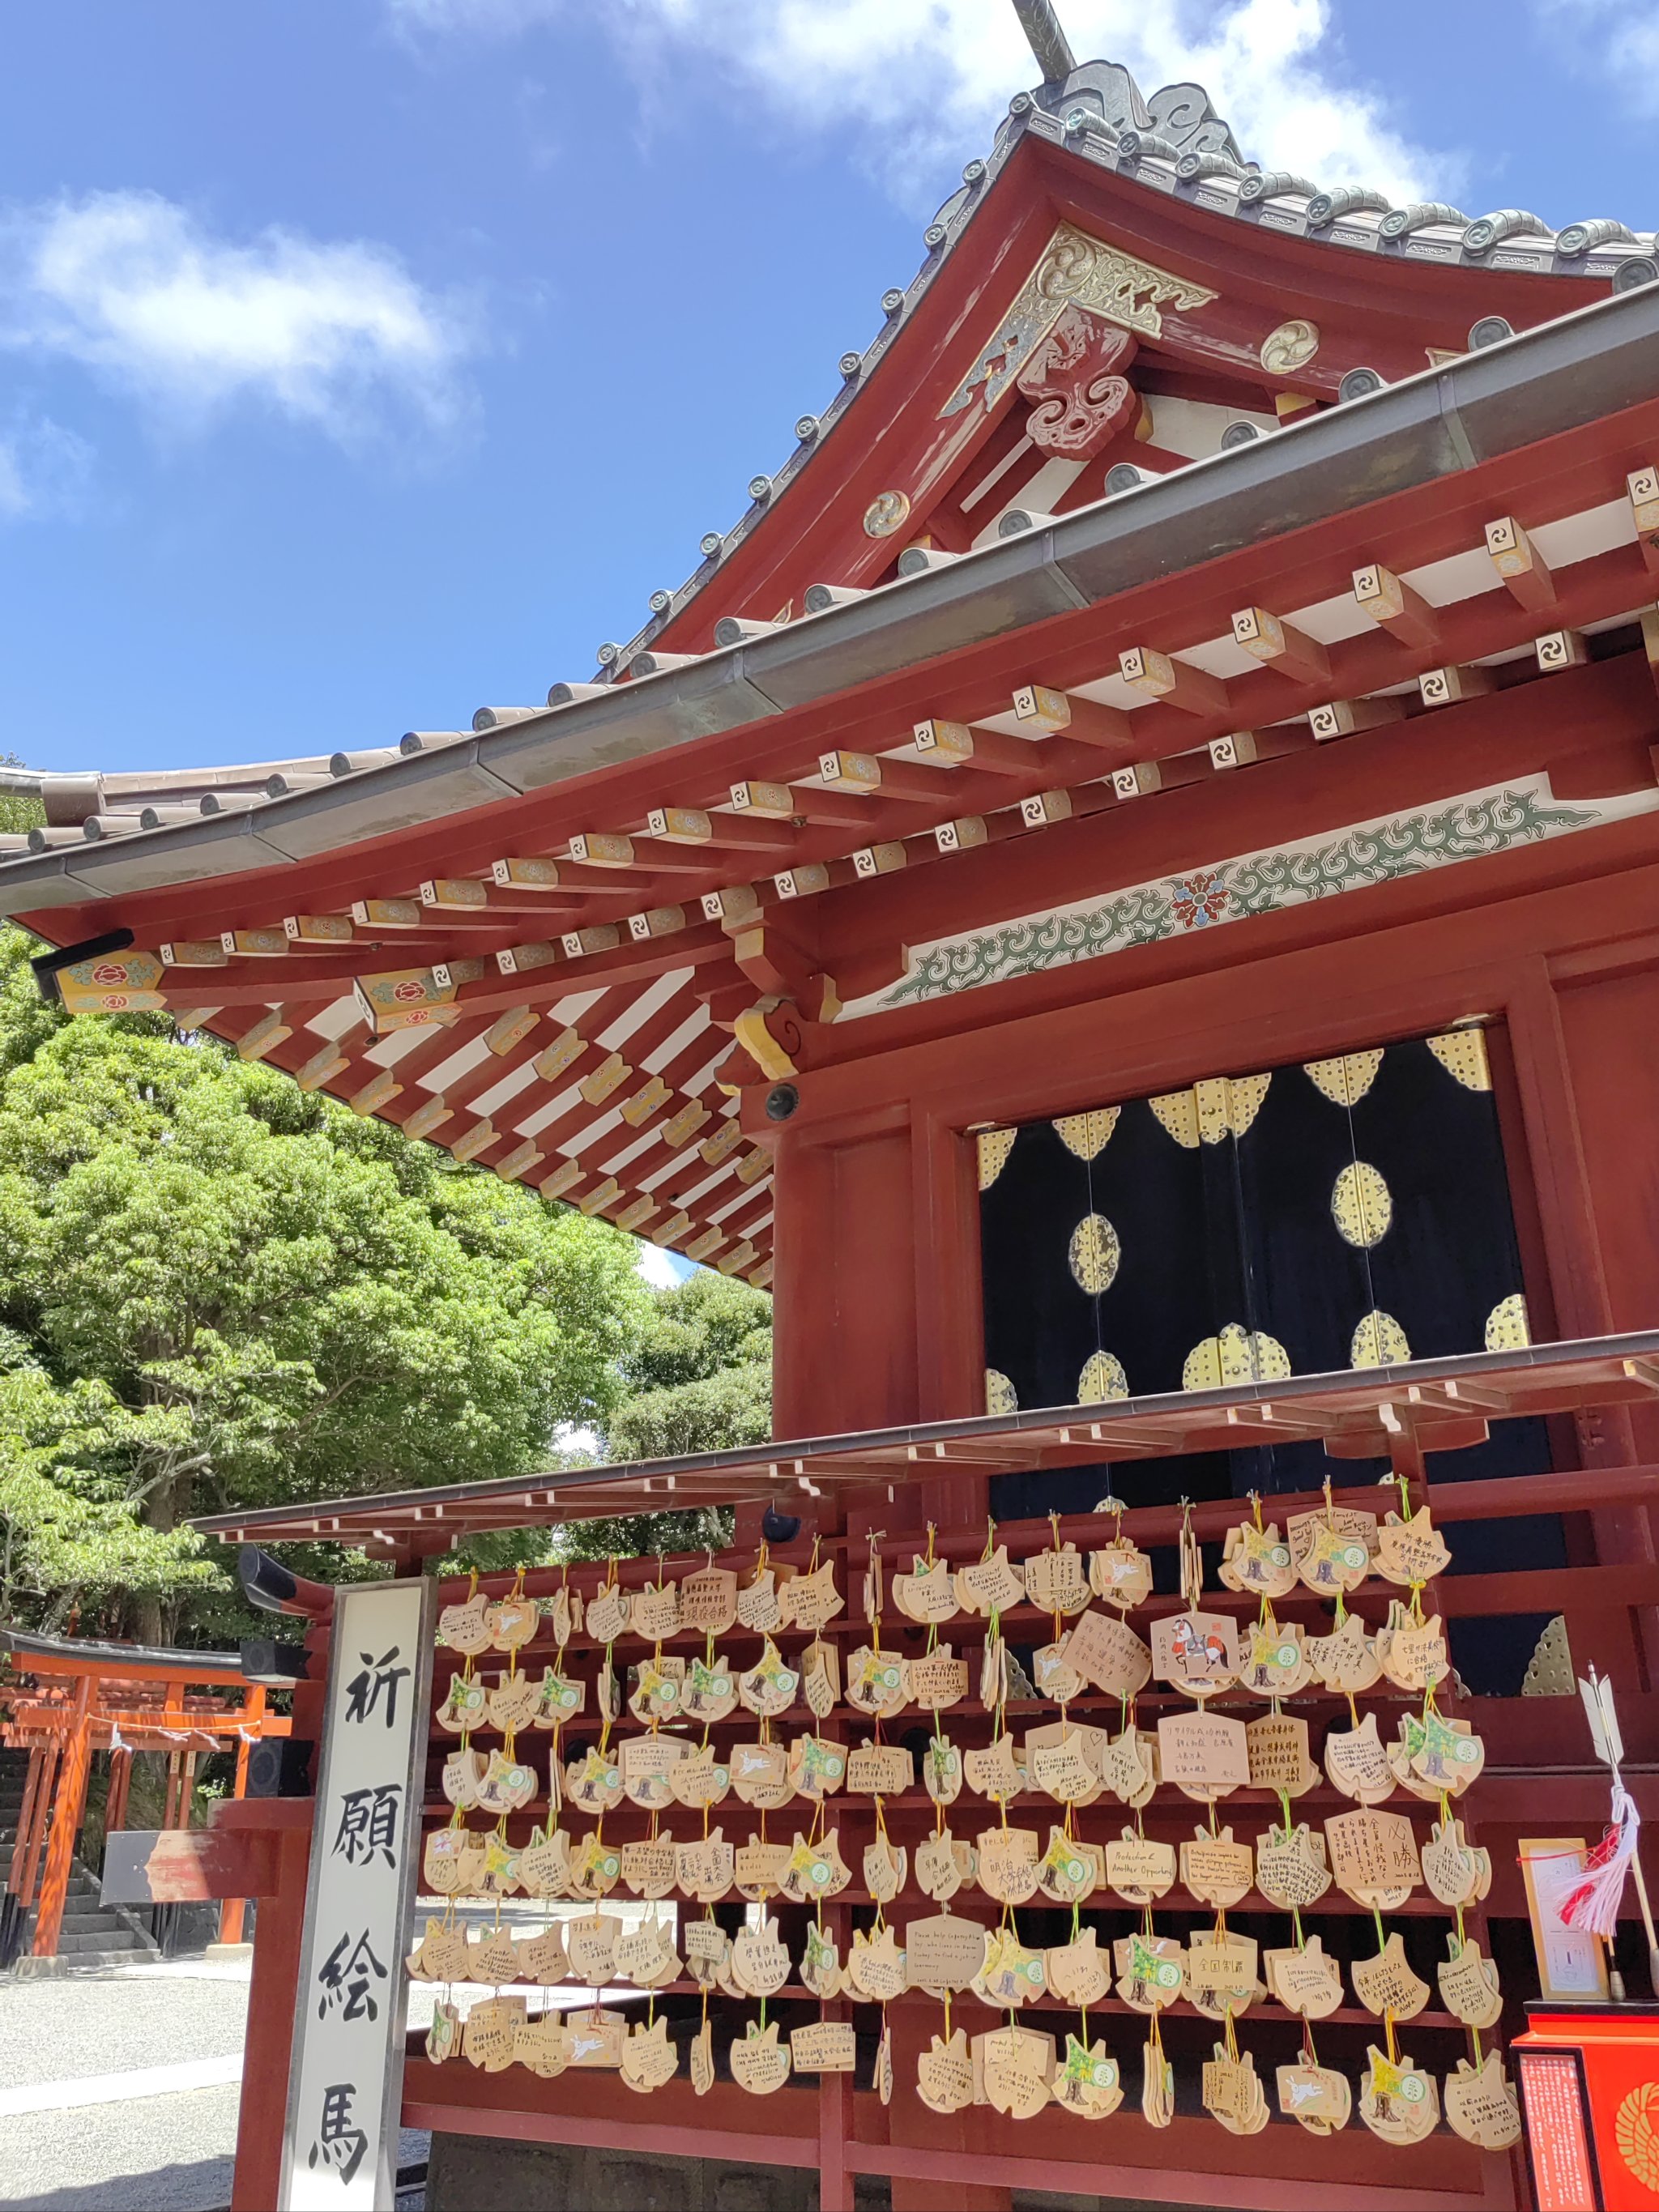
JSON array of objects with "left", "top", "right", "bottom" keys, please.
[{"left": 0, "top": 1624, "right": 288, "bottom": 1963}]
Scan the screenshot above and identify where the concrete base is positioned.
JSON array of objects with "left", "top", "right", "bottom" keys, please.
[
  {"left": 203, "top": 1941, "right": 253, "bottom": 1961},
  {"left": 425, "top": 2134, "right": 889, "bottom": 2212}
]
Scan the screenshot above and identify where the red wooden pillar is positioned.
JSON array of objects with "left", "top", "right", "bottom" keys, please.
[
  {"left": 32, "top": 1677, "right": 91, "bottom": 1958},
  {"left": 229, "top": 1811, "right": 311, "bottom": 2210},
  {"left": 163, "top": 1750, "right": 184, "bottom": 1831},
  {"left": 18, "top": 1741, "right": 59, "bottom": 1907},
  {"left": 105, "top": 1747, "right": 133, "bottom": 1835},
  {"left": 217, "top": 1686, "right": 264, "bottom": 1947},
  {"left": 6, "top": 1747, "right": 45, "bottom": 1897}
]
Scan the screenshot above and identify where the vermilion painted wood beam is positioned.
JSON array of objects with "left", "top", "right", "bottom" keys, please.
[
  {"left": 31, "top": 1676, "right": 90, "bottom": 1958},
  {"left": 449, "top": 990, "right": 703, "bottom": 1174},
  {"left": 909, "top": 716, "right": 1103, "bottom": 787},
  {"left": 814, "top": 748, "right": 1008, "bottom": 813},
  {"left": 1630, "top": 464, "right": 1659, "bottom": 572},
  {"left": 1229, "top": 604, "right": 1332, "bottom": 687},
  {"left": 1352, "top": 560, "right": 1443, "bottom": 651},
  {"left": 33, "top": 393, "right": 1659, "bottom": 964},
  {"left": 484, "top": 1025, "right": 726, "bottom": 1203},
  {"left": 1484, "top": 515, "right": 1558, "bottom": 611},
  {"left": 728, "top": 779, "right": 893, "bottom": 833},
  {"left": 642, "top": 806, "right": 801, "bottom": 857},
  {"left": 1085, "top": 539, "right": 1653, "bottom": 774},
  {"left": 563, "top": 831, "right": 724, "bottom": 878},
  {"left": 1007, "top": 683, "right": 1135, "bottom": 756},
  {"left": 1119, "top": 645, "right": 1230, "bottom": 718}
]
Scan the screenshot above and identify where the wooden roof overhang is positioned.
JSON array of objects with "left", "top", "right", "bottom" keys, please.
[
  {"left": 8, "top": 283, "right": 1659, "bottom": 1278},
  {"left": 190, "top": 1326, "right": 1659, "bottom": 1549}
]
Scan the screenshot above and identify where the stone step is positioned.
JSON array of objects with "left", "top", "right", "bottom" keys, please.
[{"left": 57, "top": 1928, "right": 143, "bottom": 1953}]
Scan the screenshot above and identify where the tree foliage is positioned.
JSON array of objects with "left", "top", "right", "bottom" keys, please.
[
  {"left": 608, "top": 1270, "right": 772, "bottom": 1461},
  {"left": 0, "top": 925, "right": 654, "bottom": 1637},
  {"left": 550, "top": 1270, "right": 774, "bottom": 1565}
]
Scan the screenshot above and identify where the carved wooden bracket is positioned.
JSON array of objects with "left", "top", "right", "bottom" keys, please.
[{"left": 1017, "top": 305, "right": 1139, "bottom": 459}]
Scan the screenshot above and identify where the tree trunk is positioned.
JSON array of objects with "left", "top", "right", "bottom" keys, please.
[{"left": 133, "top": 1462, "right": 178, "bottom": 1647}]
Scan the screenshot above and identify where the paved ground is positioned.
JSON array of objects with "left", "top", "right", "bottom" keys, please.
[
  {"left": 0, "top": 1958, "right": 429, "bottom": 2211},
  {"left": 0, "top": 1899, "right": 666, "bottom": 2210}
]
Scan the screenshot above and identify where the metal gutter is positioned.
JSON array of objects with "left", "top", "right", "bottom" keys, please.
[{"left": 6, "top": 277, "right": 1659, "bottom": 920}]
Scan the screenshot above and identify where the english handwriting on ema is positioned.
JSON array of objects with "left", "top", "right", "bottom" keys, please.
[
  {"left": 318, "top": 1929, "right": 389, "bottom": 2022},
  {"left": 309, "top": 2082, "right": 369, "bottom": 2186},
  {"left": 344, "top": 1645, "right": 412, "bottom": 1728},
  {"left": 332, "top": 1783, "right": 402, "bottom": 1869}
]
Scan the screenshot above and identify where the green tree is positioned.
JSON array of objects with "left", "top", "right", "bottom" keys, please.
[
  {"left": 0, "top": 925, "right": 649, "bottom": 1639},
  {"left": 0, "top": 752, "right": 42, "bottom": 839},
  {"left": 607, "top": 1269, "right": 772, "bottom": 1460},
  {"left": 549, "top": 1270, "right": 774, "bottom": 1564}
]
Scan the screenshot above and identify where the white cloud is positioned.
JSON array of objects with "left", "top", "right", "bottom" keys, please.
[
  {"left": 0, "top": 409, "right": 92, "bottom": 520},
  {"left": 1531, "top": 0, "right": 1659, "bottom": 114},
  {"left": 387, "top": 0, "right": 1448, "bottom": 207},
  {"left": 636, "top": 1242, "right": 684, "bottom": 1289},
  {"left": 0, "top": 191, "right": 470, "bottom": 446}
]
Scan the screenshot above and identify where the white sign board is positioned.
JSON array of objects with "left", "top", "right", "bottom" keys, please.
[{"left": 279, "top": 1578, "right": 435, "bottom": 2212}]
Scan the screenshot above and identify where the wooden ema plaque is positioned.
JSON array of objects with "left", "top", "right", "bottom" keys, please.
[{"left": 407, "top": 1473, "right": 1523, "bottom": 2203}]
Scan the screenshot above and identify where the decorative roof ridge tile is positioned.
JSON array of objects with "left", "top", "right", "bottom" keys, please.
[{"left": 589, "top": 53, "right": 1658, "bottom": 686}]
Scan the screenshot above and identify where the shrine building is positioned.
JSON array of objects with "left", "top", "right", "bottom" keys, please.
[{"left": 10, "top": 3, "right": 1659, "bottom": 2207}]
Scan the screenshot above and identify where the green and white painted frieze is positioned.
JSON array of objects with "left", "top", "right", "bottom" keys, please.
[{"left": 837, "top": 775, "right": 1659, "bottom": 1021}]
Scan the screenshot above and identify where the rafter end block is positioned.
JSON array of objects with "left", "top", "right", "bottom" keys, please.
[
  {"left": 484, "top": 1007, "right": 538, "bottom": 1055},
  {"left": 492, "top": 855, "right": 562, "bottom": 891},
  {"left": 1629, "top": 467, "right": 1659, "bottom": 567},
  {"left": 1308, "top": 695, "right": 1405, "bottom": 742},
  {"left": 702, "top": 883, "right": 761, "bottom": 924},
  {"left": 1229, "top": 607, "right": 1330, "bottom": 685},
  {"left": 775, "top": 863, "right": 830, "bottom": 900},
  {"left": 1352, "top": 563, "right": 1440, "bottom": 650},
  {"left": 852, "top": 841, "right": 907, "bottom": 879},
  {"left": 729, "top": 780, "right": 798, "bottom": 821},
  {"left": 1119, "top": 646, "right": 1228, "bottom": 717},
  {"left": 646, "top": 806, "right": 713, "bottom": 844},
  {"left": 1534, "top": 628, "right": 1588, "bottom": 673},
  {"left": 1418, "top": 663, "right": 1494, "bottom": 707},
  {"left": 1484, "top": 516, "right": 1556, "bottom": 608},
  {"left": 911, "top": 718, "right": 975, "bottom": 766},
  {"left": 533, "top": 1029, "right": 586, "bottom": 1082},
  {"left": 628, "top": 904, "right": 688, "bottom": 942},
  {"left": 538, "top": 1160, "right": 585, "bottom": 1203}
]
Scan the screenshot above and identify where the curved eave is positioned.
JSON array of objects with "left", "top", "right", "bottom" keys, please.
[
  {"left": 190, "top": 1326, "right": 1659, "bottom": 1543},
  {"left": 0, "top": 1621, "right": 249, "bottom": 1683},
  {"left": 600, "top": 83, "right": 1646, "bottom": 674},
  {"left": 5, "top": 275, "right": 1659, "bottom": 923}
]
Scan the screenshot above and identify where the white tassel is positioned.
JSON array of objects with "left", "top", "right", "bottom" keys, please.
[{"left": 1562, "top": 1780, "right": 1640, "bottom": 1940}]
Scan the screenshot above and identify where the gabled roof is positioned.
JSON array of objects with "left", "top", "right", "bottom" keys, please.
[
  {"left": 5, "top": 48, "right": 1659, "bottom": 1284},
  {"left": 6, "top": 48, "right": 1655, "bottom": 862},
  {"left": 598, "top": 52, "right": 1658, "bottom": 679}
]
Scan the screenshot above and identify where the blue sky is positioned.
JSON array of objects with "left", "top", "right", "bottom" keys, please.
[{"left": 1, "top": 0, "right": 1655, "bottom": 780}]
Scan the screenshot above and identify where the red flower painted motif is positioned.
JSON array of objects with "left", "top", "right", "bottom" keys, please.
[{"left": 1171, "top": 871, "right": 1229, "bottom": 930}]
